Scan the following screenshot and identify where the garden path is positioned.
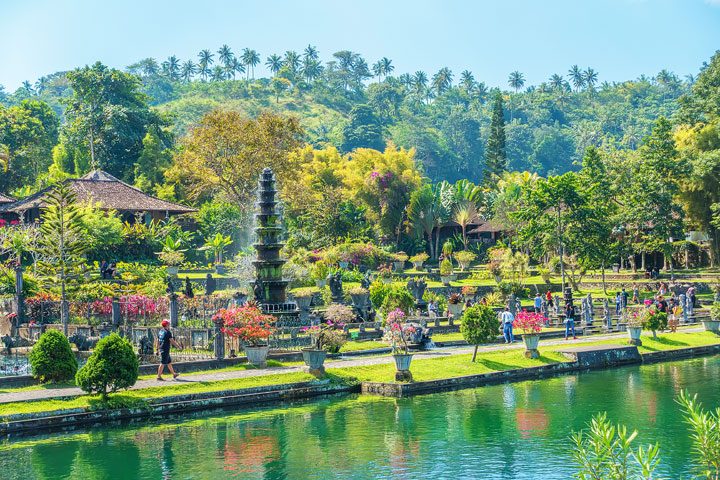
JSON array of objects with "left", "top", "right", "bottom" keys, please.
[{"left": 0, "top": 327, "right": 702, "bottom": 405}]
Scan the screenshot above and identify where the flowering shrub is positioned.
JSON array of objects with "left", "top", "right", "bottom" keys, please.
[
  {"left": 301, "top": 320, "right": 347, "bottom": 352},
  {"left": 322, "top": 242, "right": 392, "bottom": 269},
  {"left": 324, "top": 304, "right": 356, "bottom": 324},
  {"left": 409, "top": 252, "right": 429, "bottom": 264},
  {"left": 639, "top": 306, "right": 667, "bottom": 337},
  {"left": 383, "top": 321, "right": 417, "bottom": 354},
  {"left": 377, "top": 263, "right": 393, "bottom": 278},
  {"left": 513, "top": 310, "right": 545, "bottom": 335},
  {"left": 448, "top": 293, "right": 463, "bottom": 305},
  {"left": 213, "top": 305, "right": 276, "bottom": 346},
  {"left": 461, "top": 286, "right": 477, "bottom": 296},
  {"left": 386, "top": 308, "right": 406, "bottom": 324}
]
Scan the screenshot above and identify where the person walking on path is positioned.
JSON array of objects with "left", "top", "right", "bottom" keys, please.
[
  {"left": 564, "top": 303, "right": 577, "bottom": 340},
  {"left": 621, "top": 288, "right": 629, "bottom": 311},
  {"left": 632, "top": 284, "right": 640, "bottom": 304},
  {"left": 156, "top": 319, "right": 181, "bottom": 381},
  {"left": 500, "top": 307, "right": 515, "bottom": 344},
  {"left": 615, "top": 292, "right": 622, "bottom": 316}
]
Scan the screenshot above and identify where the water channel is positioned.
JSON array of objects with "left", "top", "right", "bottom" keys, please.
[{"left": 1, "top": 356, "right": 718, "bottom": 479}]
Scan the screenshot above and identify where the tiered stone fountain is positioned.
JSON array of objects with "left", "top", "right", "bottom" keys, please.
[{"left": 252, "top": 168, "right": 300, "bottom": 327}]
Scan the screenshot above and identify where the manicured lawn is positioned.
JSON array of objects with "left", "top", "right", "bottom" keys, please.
[
  {"left": 577, "top": 330, "right": 720, "bottom": 353},
  {"left": 339, "top": 340, "right": 388, "bottom": 352}
]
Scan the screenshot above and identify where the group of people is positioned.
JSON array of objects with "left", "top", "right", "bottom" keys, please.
[{"left": 99, "top": 260, "right": 117, "bottom": 279}]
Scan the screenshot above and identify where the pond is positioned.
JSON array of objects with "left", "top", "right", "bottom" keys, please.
[{"left": 1, "top": 356, "right": 719, "bottom": 479}]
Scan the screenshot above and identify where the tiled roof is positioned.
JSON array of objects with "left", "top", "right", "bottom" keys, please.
[{"left": 0, "top": 170, "right": 196, "bottom": 214}]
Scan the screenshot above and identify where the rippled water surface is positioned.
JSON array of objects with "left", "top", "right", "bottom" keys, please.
[{"left": 2, "top": 356, "right": 719, "bottom": 479}]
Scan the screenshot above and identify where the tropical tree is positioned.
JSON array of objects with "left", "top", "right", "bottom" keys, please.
[
  {"left": 584, "top": 68, "right": 599, "bottom": 91},
  {"left": 283, "top": 51, "right": 301, "bottom": 72},
  {"left": 508, "top": 71, "right": 525, "bottom": 92},
  {"left": 485, "top": 93, "right": 507, "bottom": 183},
  {"left": 460, "top": 70, "right": 476, "bottom": 92},
  {"left": 161, "top": 55, "right": 180, "bottom": 80},
  {"left": 217, "top": 44, "right": 234, "bottom": 72},
  {"left": 303, "top": 45, "right": 319, "bottom": 61},
  {"left": 198, "top": 49, "right": 214, "bottom": 81},
  {"left": 568, "top": 64, "right": 586, "bottom": 91},
  {"left": 549, "top": 73, "right": 566, "bottom": 90},
  {"left": 242, "top": 48, "right": 261, "bottom": 79},
  {"left": 180, "top": 60, "right": 197, "bottom": 82},
  {"left": 266, "top": 54, "right": 283, "bottom": 75},
  {"left": 431, "top": 67, "right": 453, "bottom": 96}
]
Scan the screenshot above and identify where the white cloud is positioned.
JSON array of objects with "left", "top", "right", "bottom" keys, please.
[{"left": 705, "top": 0, "right": 720, "bottom": 6}]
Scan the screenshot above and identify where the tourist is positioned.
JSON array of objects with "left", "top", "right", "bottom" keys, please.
[
  {"left": 545, "top": 289, "right": 553, "bottom": 310},
  {"left": 687, "top": 286, "right": 697, "bottom": 308},
  {"left": 656, "top": 295, "right": 668, "bottom": 313},
  {"left": 465, "top": 299, "right": 473, "bottom": 309},
  {"left": 156, "top": 319, "right": 181, "bottom": 381},
  {"left": 615, "top": 292, "right": 622, "bottom": 316},
  {"left": 564, "top": 303, "right": 577, "bottom": 340},
  {"left": 534, "top": 293, "right": 542, "bottom": 313},
  {"left": 621, "top": 288, "right": 629, "bottom": 310},
  {"left": 501, "top": 307, "right": 514, "bottom": 344},
  {"left": 428, "top": 300, "right": 439, "bottom": 317},
  {"left": 100, "top": 260, "right": 108, "bottom": 279},
  {"left": 632, "top": 284, "right": 640, "bottom": 304},
  {"left": 106, "top": 262, "right": 116, "bottom": 279}
]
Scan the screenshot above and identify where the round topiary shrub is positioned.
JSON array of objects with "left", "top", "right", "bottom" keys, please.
[
  {"left": 76, "top": 333, "right": 139, "bottom": 398},
  {"left": 28, "top": 330, "right": 78, "bottom": 383},
  {"left": 461, "top": 304, "right": 500, "bottom": 362}
]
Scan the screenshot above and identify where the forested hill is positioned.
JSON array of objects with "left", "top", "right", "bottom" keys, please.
[{"left": 0, "top": 48, "right": 693, "bottom": 185}]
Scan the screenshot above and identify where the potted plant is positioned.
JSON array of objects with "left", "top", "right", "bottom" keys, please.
[
  {"left": 461, "top": 285, "right": 477, "bottom": 299},
  {"left": 382, "top": 309, "right": 416, "bottom": 381},
  {"left": 410, "top": 252, "right": 429, "bottom": 270},
  {"left": 213, "top": 305, "right": 276, "bottom": 367},
  {"left": 440, "top": 258, "right": 454, "bottom": 285},
  {"left": 514, "top": 310, "right": 544, "bottom": 358},
  {"left": 393, "top": 252, "right": 409, "bottom": 272},
  {"left": 704, "top": 302, "right": 720, "bottom": 334},
  {"left": 158, "top": 251, "right": 185, "bottom": 276},
  {"left": 626, "top": 309, "right": 643, "bottom": 346},
  {"left": 301, "top": 320, "right": 347, "bottom": 373},
  {"left": 311, "top": 261, "right": 329, "bottom": 288},
  {"left": 447, "top": 293, "right": 464, "bottom": 319},
  {"left": 323, "top": 304, "right": 354, "bottom": 351},
  {"left": 455, "top": 250, "right": 477, "bottom": 272},
  {"left": 200, "top": 233, "right": 233, "bottom": 274},
  {"left": 641, "top": 305, "right": 668, "bottom": 338},
  {"left": 292, "top": 287, "right": 316, "bottom": 311},
  {"left": 338, "top": 251, "right": 351, "bottom": 270},
  {"left": 348, "top": 286, "right": 370, "bottom": 309},
  {"left": 377, "top": 263, "right": 394, "bottom": 284}
]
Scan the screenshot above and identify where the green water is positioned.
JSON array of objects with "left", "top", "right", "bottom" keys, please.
[{"left": 1, "top": 356, "right": 719, "bottom": 479}]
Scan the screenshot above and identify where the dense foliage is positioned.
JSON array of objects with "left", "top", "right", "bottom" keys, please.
[
  {"left": 28, "top": 330, "right": 78, "bottom": 383},
  {"left": 75, "top": 333, "right": 139, "bottom": 398}
]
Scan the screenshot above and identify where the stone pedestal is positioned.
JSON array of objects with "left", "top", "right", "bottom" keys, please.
[
  {"left": 395, "top": 370, "right": 413, "bottom": 382},
  {"left": 169, "top": 294, "right": 179, "bottom": 327}
]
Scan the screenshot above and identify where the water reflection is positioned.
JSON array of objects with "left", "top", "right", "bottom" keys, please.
[{"left": 2, "top": 356, "right": 719, "bottom": 479}]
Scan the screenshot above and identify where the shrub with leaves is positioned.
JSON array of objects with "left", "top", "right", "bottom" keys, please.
[
  {"left": 677, "top": 390, "right": 720, "bottom": 480},
  {"left": 75, "top": 333, "right": 139, "bottom": 398},
  {"left": 380, "top": 284, "right": 415, "bottom": 315},
  {"left": 460, "top": 304, "right": 500, "bottom": 362},
  {"left": 29, "top": 330, "right": 78, "bottom": 383}
]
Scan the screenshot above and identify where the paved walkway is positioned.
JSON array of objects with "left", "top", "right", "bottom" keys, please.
[{"left": 0, "top": 328, "right": 702, "bottom": 405}]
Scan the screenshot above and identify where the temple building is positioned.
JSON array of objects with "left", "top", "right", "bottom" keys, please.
[{"left": 0, "top": 170, "right": 195, "bottom": 223}]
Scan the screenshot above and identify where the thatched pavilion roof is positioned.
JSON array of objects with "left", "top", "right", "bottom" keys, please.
[{"left": 0, "top": 170, "right": 196, "bottom": 214}]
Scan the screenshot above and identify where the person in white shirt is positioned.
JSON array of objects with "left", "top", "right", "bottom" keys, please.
[{"left": 500, "top": 307, "right": 514, "bottom": 343}]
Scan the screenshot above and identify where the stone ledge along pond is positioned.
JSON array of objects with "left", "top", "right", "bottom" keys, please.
[{"left": 1, "top": 356, "right": 719, "bottom": 479}]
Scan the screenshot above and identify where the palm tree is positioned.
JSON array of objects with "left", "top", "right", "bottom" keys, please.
[
  {"left": 283, "top": 51, "right": 301, "bottom": 72},
  {"left": 413, "top": 70, "right": 429, "bottom": 100},
  {"left": 431, "top": 67, "right": 453, "bottom": 96},
  {"left": 460, "top": 70, "right": 475, "bottom": 91},
  {"left": 140, "top": 58, "right": 160, "bottom": 76},
  {"left": 266, "top": 54, "right": 282, "bottom": 75},
  {"left": 180, "top": 60, "right": 197, "bottom": 82},
  {"left": 198, "top": 50, "right": 214, "bottom": 81},
  {"left": 211, "top": 65, "right": 226, "bottom": 82},
  {"left": 372, "top": 60, "right": 383, "bottom": 81},
  {"left": 508, "top": 71, "right": 525, "bottom": 92},
  {"left": 474, "top": 82, "right": 489, "bottom": 103},
  {"left": 21, "top": 81, "right": 34, "bottom": 94},
  {"left": 583, "top": 68, "right": 598, "bottom": 90},
  {"left": 568, "top": 65, "right": 585, "bottom": 91},
  {"left": 454, "top": 201, "right": 481, "bottom": 249},
  {"left": 162, "top": 55, "right": 181, "bottom": 80},
  {"left": 217, "top": 45, "right": 234, "bottom": 70},
  {"left": 549, "top": 74, "right": 565, "bottom": 90},
  {"left": 378, "top": 57, "right": 394, "bottom": 80},
  {"left": 227, "top": 58, "right": 244, "bottom": 80},
  {"left": 407, "top": 184, "right": 441, "bottom": 260},
  {"left": 301, "top": 58, "right": 323, "bottom": 83},
  {"left": 398, "top": 73, "right": 413, "bottom": 90},
  {"left": 242, "top": 48, "right": 261, "bottom": 79},
  {"left": 303, "top": 44, "right": 319, "bottom": 61}
]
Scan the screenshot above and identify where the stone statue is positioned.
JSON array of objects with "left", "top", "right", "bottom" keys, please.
[
  {"left": 205, "top": 273, "right": 217, "bottom": 296},
  {"left": 603, "top": 298, "right": 611, "bottom": 330},
  {"left": 554, "top": 295, "right": 561, "bottom": 315},
  {"left": 580, "top": 297, "right": 588, "bottom": 325},
  {"left": 166, "top": 277, "right": 176, "bottom": 296},
  {"left": 360, "top": 270, "right": 373, "bottom": 290},
  {"left": 585, "top": 294, "right": 594, "bottom": 324},
  {"left": 253, "top": 278, "right": 263, "bottom": 302},
  {"left": 515, "top": 297, "right": 521, "bottom": 314},
  {"left": 407, "top": 278, "right": 427, "bottom": 303},
  {"left": 508, "top": 294, "right": 517, "bottom": 315},
  {"left": 327, "top": 271, "right": 344, "bottom": 303},
  {"left": 685, "top": 293, "right": 694, "bottom": 318},
  {"left": 183, "top": 277, "right": 194, "bottom": 298}
]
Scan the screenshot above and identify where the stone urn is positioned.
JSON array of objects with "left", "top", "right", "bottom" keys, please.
[
  {"left": 166, "top": 266, "right": 179, "bottom": 276},
  {"left": 494, "top": 275, "right": 502, "bottom": 283},
  {"left": 702, "top": 320, "right": 720, "bottom": 334},
  {"left": 214, "top": 264, "right": 226, "bottom": 275},
  {"left": 441, "top": 275, "right": 452, "bottom": 286},
  {"left": 351, "top": 293, "right": 370, "bottom": 309},
  {"left": 393, "top": 261, "right": 405, "bottom": 272},
  {"left": 448, "top": 303, "right": 464, "bottom": 319},
  {"left": 315, "top": 279, "right": 326, "bottom": 288},
  {"left": 393, "top": 353, "right": 413, "bottom": 382},
  {"left": 381, "top": 276, "right": 393, "bottom": 284},
  {"left": 412, "top": 261, "right": 424, "bottom": 270},
  {"left": 294, "top": 295, "right": 313, "bottom": 311},
  {"left": 339, "top": 261, "right": 349, "bottom": 269},
  {"left": 522, "top": 334, "right": 540, "bottom": 359},
  {"left": 458, "top": 261, "right": 470, "bottom": 272},
  {"left": 627, "top": 326, "right": 643, "bottom": 346},
  {"left": 302, "top": 348, "right": 327, "bottom": 375},
  {"left": 244, "top": 345, "right": 270, "bottom": 367}
]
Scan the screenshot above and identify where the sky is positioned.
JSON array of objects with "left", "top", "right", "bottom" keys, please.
[{"left": 0, "top": 0, "right": 719, "bottom": 91}]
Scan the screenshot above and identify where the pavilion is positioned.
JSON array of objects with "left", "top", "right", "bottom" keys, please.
[{"left": 0, "top": 170, "right": 196, "bottom": 223}]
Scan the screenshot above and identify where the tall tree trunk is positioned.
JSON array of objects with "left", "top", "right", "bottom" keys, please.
[
  {"left": 472, "top": 345, "right": 478, "bottom": 362},
  {"left": 601, "top": 261, "right": 607, "bottom": 296},
  {"left": 641, "top": 251, "right": 646, "bottom": 271}
]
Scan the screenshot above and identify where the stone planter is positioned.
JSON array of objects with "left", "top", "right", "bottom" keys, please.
[
  {"left": 294, "top": 295, "right": 313, "bottom": 311},
  {"left": 449, "top": 274, "right": 458, "bottom": 281},
  {"left": 412, "top": 261, "right": 424, "bottom": 270},
  {"left": 351, "top": 293, "right": 369, "bottom": 308},
  {"left": 702, "top": 320, "right": 720, "bottom": 334},
  {"left": 441, "top": 275, "right": 452, "bottom": 286},
  {"left": 627, "top": 326, "right": 643, "bottom": 346},
  {"left": 214, "top": 264, "right": 226, "bottom": 275},
  {"left": 244, "top": 345, "right": 270, "bottom": 367},
  {"left": 448, "top": 303, "right": 464, "bottom": 319},
  {"left": 393, "top": 261, "right": 405, "bottom": 272},
  {"left": 315, "top": 279, "right": 326, "bottom": 288},
  {"left": 339, "top": 261, "right": 349, "bottom": 269},
  {"left": 459, "top": 262, "right": 470, "bottom": 272},
  {"left": 302, "top": 348, "right": 327, "bottom": 375},
  {"left": 166, "top": 266, "right": 179, "bottom": 276},
  {"left": 523, "top": 334, "right": 540, "bottom": 359},
  {"left": 381, "top": 277, "right": 393, "bottom": 284},
  {"left": 494, "top": 275, "right": 502, "bottom": 283},
  {"left": 393, "top": 353, "right": 413, "bottom": 382}
]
